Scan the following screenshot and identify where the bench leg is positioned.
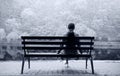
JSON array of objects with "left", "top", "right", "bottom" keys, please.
[
  {"left": 86, "top": 58, "right": 88, "bottom": 69},
  {"left": 65, "top": 58, "right": 69, "bottom": 68},
  {"left": 28, "top": 57, "right": 30, "bottom": 69},
  {"left": 21, "top": 57, "right": 25, "bottom": 74},
  {"left": 90, "top": 57, "right": 94, "bottom": 74},
  {"left": 65, "top": 58, "right": 69, "bottom": 65}
]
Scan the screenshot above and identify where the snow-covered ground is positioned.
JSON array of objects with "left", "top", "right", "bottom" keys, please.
[{"left": 0, "top": 60, "right": 120, "bottom": 76}]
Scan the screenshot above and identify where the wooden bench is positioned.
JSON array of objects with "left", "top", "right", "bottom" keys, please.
[{"left": 21, "top": 36, "right": 95, "bottom": 74}]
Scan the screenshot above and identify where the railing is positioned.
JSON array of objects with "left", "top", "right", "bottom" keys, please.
[
  {"left": 0, "top": 40, "right": 120, "bottom": 50},
  {"left": 0, "top": 40, "right": 120, "bottom": 60},
  {"left": 94, "top": 41, "right": 120, "bottom": 50}
]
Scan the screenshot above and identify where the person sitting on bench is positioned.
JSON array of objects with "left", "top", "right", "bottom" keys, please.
[{"left": 57, "top": 23, "right": 82, "bottom": 64}]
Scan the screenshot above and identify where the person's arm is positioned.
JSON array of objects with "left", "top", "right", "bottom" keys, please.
[
  {"left": 75, "top": 34, "right": 83, "bottom": 54},
  {"left": 57, "top": 34, "right": 66, "bottom": 54},
  {"left": 57, "top": 44, "right": 63, "bottom": 54}
]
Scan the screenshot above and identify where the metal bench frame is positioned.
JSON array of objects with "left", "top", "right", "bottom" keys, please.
[{"left": 21, "top": 36, "right": 94, "bottom": 74}]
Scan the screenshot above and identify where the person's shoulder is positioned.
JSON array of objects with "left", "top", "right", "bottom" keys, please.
[
  {"left": 63, "top": 32, "right": 79, "bottom": 37},
  {"left": 64, "top": 32, "right": 69, "bottom": 36}
]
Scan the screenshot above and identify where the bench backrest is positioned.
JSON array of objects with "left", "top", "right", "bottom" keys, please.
[{"left": 21, "top": 36, "right": 94, "bottom": 55}]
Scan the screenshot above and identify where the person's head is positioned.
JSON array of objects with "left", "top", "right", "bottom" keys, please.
[{"left": 68, "top": 23, "right": 75, "bottom": 32}]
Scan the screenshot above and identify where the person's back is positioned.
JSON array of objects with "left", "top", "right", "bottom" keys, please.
[
  {"left": 57, "top": 23, "right": 81, "bottom": 55},
  {"left": 64, "top": 31, "right": 78, "bottom": 55}
]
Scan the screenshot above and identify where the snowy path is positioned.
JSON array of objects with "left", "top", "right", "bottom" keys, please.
[{"left": 0, "top": 60, "right": 120, "bottom": 76}]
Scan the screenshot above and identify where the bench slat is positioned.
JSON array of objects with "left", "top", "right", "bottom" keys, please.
[
  {"left": 22, "top": 41, "right": 94, "bottom": 45},
  {"left": 22, "top": 47, "right": 93, "bottom": 50},
  {"left": 21, "top": 36, "right": 94, "bottom": 40},
  {"left": 25, "top": 53, "right": 91, "bottom": 57}
]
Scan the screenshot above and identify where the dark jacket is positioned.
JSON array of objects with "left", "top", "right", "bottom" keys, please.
[{"left": 57, "top": 31, "right": 80, "bottom": 55}]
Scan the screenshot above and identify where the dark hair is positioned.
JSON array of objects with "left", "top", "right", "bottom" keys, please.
[{"left": 68, "top": 23, "right": 75, "bottom": 30}]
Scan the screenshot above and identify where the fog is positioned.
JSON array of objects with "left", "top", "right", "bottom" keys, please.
[{"left": 0, "top": 0, "right": 120, "bottom": 40}]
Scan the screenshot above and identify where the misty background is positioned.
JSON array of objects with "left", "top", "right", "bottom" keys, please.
[{"left": 0, "top": 0, "right": 120, "bottom": 60}]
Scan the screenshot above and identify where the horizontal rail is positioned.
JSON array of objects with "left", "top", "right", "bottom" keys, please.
[{"left": 94, "top": 47, "right": 120, "bottom": 50}]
